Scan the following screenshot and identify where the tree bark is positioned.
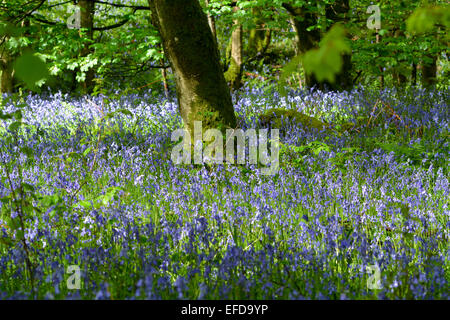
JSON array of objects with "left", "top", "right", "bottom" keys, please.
[
  {"left": 0, "top": 52, "right": 14, "bottom": 94},
  {"left": 376, "top": 31, "right": 384, "bottom": 88},
  {"left": 422, "top": 54, "right": 437, "bottom": 88},
  {"left": 392, "top": 29, "right": 407, "bottom": 87},
  {"left": 282, "top": 3, "right": 321, "bottom": 89},
  {"left": 412, "top": 62, "right": 417, "bottom": 87},
  {"left": 325, "top": 0, "right": 352, "bottom": 91},
  {"left": 204, "top": 0, "right": 217, "bottom": 44},
  {"left": 149, "top": 0, "right": 236, "bottom": 136},
  {"left": 79, "top": 0, "right": 95, "bottom": 93},
  {"left": 0, "top": 18, "right": 35, "bottom": 94},
  {"left": 289, "top": 17, "right": 300, "bottom": 56},
  {"left": 248, "top": 7, "right": 271, "bottom": 57},
  {"left": 224, "top": 6, "right": 243, "bottom": 90}
]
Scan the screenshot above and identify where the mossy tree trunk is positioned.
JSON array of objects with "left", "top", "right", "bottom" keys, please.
[
  {"left": 224, "top": 37, "right": 233, "bottom": 69},
  {"left": 79, "top": 0, "right": 95, "bottom": 93},
  {"left": 224, "top": 6, "right": 243, "bottom": 90},
  {"left": 248, "top": 7, "right": 271, "bottom": 57},
  {"left": 149, "top": 0, "right": 236, "bottom": 136}
]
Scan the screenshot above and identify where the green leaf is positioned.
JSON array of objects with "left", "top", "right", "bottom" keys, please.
[
  {"left": 407, "top": 6, "right": 450, "bottom": 34},
  {"left": 278, "top": 55, "right": 302, "bottom": 96},
  {"left": 22, "top": 183, "right": 35, "bottom": 192},
  {"left": 21, "top": 146, "right": 33, "bottom": 157},
  {"left": 83, "top": 147, "right": 92, "bottom": 157},
  {"left": 12, "top": 110, "right": 22, "bottom": 120},
  {"left": 39, "top": 194, "right": 61, "bottom": 207},
  {"left": 76, "top": 200, "right": 93, "bottom": 209},
  {"left": 16, "top": 229, "right": 24, "bottom": 240},
  {"left": 0, "top": 111, "right": 13, "bottom": 120},
  {"left": 8, "top": 121, "right": 21, "bottom": 132},
  {"left": 407, "top": 8, "right": 436, "bottom": 34},
  {"left": 117, "top": 109, "right": 133, "bottom": 117},
  {"left": 7, "top": 217, "right": 20, "bottom": 231},
  {"left": 303, "top": 24, "right": 351, "bottom": 83},
  {"left": 0, "top": 22, "right": 21, "bottom": 37},
  {"left": 14, "top": 51, "right": 49, "bottom": 90}
]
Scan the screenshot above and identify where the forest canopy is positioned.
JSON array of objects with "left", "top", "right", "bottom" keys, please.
[{"left": 0, "top": 0, "right": 448, "bottom": 95}]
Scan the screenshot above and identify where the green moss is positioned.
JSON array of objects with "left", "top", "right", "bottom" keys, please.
[
  {"left": 248, "top": 28, "right": 270, "bottom": 55},
  {"left": 224, "top": 38, "right": 232, "bottom": 68},
  {"left": 338, "top": 117, "right": 370, "bottom": 133},
  {"left": 340, "top": 122, "right": 357, "bottom": 132},
  {"left": 224, "top": 57, "right": 241, "bottom": 90},
  {"left": 259, "top": 108, "right": 327, "bottom": 131}
]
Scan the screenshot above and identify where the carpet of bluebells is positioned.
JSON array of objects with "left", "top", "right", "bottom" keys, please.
[{"left": 0, "top": 86, "right": 448, "bottom": 299}]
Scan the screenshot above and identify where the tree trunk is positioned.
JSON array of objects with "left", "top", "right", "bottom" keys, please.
[
  {"left": 248, "top": 7, "right": 271, "bottom": 57},
  {"left": 79, "top": 0, "right": 95, "bottom": 93},
  {"left": 376, "top": 31, "right": 384, "bottom": 88},
  {"left": 392, "top": 29, "right": 407, "bottom": 87},
  {"left": 325, "top": 0, "right": 352, "bottom": 91},
  {"left": 393, "top": 71, "right": 407, "bottom": 87},
  {"left": 204, "top": 0, "right": 217, "bottom": 44},
  {"left": 149, "top": 0, "right": 236, "bottom": 136},
  {"left": 422, "top": 54, "right": 437, "bottom": 88},
  {"left": 0, "top": 51, "right": 14, "bottom": 94},
  {"left": 282, "top": 3, "right": 321, "bottom": 89},
  {"left": 412, "top": 62, "right": 417, "bottom": 87},
  {"left": 289, "top": 17, "right": 300, "bottom": 56},
  {"left": 161, "top": 59, "right": 169, "bottom": 99},
  {"left": 224, "top": 6, "right": 243, "bottom": 90}
]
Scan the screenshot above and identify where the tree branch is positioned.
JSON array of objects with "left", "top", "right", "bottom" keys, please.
[
  {"left": 94, "top": 19, "right": 130, "bottom": 31},
  {"left": 48, "top": 1, "right": 73, "bottom": 9},
  {"left": 93, "top": 0, "right": 150, "bottom": 10},
  {"left": 32, "top": 15, "right": 133, "bottom": 31},
  {"left": 13, "top": 0, "right": 46, "bottom": 24},
  {"left": 281, "top": 2, "right": 302, "bottom": 16}
]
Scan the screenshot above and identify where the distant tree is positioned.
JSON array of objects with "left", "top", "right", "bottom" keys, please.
[
  {"left": 205, "top": 0, "right": 217, "bottom": 43},
  {"left": 224, "top": 4, "right": 243, "bottom": 90},
  {"left": 247, "top": 6, "right": 271, "bottom": 58},
  {"left": 282, "top": 2, "right": 321, "bottom": 89},
  {"left": 78, "top": 0, "right": 95, "bottom": 93}
]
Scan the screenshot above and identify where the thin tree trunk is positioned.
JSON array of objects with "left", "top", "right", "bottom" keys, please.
[
  {"left": 412, "top": 62, "right": 417, "bottom": 87},
  {"left": 325, "top": 0, "right": 352, "bottom": 91},
  {"left": 376, "top": 31, "right": 384, "bottom": 88},
  {"left": 161, "top": 57, "right": 169, "bottom": 99},
  {"left": 248, "top": 7, "right": 271, "bottom": 57},
  {"left": 149, "top": 0, "right": 236, "bottom": 136},
  {"left": 393, "top": 68, "right": 407, "bottom": 86},
  {"left": 422, "top": 54, "right": 437, "bottom": 88},
  {"left": 224, "top": 6, "right": 243, "bottom": 90},
  {"left": 289, "top": 17, "right": 300, "bottom": 56},
  {"left": 282, "top": 3, "right": 321, "bottom": 89},
  {"left": 205, "top": 0, "right": 217, "bottom": 43},
  {"left": 392, "top": 29, "right": 407, "bottom": 87},
  {"left": 79, "top": 0, "right": 95, "bottom": 93},
  {"left": 0, "top": 52, "right": 14, "bottom": 94}
]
